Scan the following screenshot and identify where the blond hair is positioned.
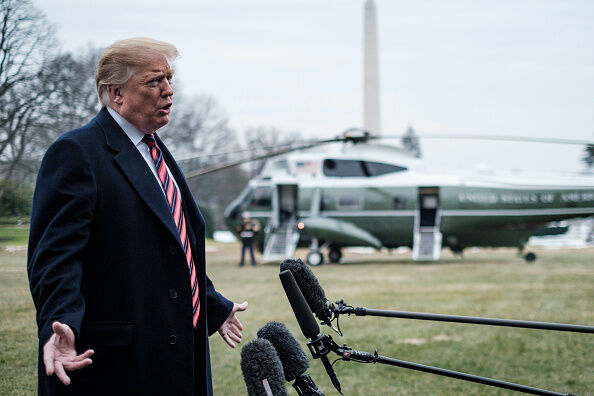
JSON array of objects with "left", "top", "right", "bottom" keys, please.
[{"left": 95, "top": 38, "right": 179, "bottom": 106}]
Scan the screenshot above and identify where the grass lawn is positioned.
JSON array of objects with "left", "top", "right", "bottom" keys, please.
[
  {"left": 0, "top": 226, "right": 29, "bottom": 247},
  {"left": 1, "top": 242, "right": 592, "bottom": 395}
]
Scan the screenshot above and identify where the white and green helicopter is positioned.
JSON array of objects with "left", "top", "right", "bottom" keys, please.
[{"left": 216, "top": 131, "right": 594, "bottom": 265}]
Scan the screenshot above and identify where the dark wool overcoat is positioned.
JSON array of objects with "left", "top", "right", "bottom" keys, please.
[{"left": 28, "top": 107, "right": 233, "bottom": 395}]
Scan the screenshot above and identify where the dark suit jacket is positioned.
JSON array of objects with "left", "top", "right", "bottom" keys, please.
[{"left": 27, "top": 107, "right": 233, "bottom": 395}]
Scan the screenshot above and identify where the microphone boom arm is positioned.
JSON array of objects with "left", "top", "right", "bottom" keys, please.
[
  {"left": 311, "top": 333, "right": 576, "bottom": 396},
  {"left": 335, "top": 301, "right": 594, "bottom": 333},
  {"left": 342, "top": 347, "right": 576, "bottom": 396}
]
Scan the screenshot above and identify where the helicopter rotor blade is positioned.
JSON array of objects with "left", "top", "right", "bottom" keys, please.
[
  {"left": 184, "top": 137, "right": 340, "bottom": 179},
  {"left": 176, "top": 143, "right": 294, "bottom": 162},
  {"left": 177, "top": 137, "right": 342, "bottom": 164},
  {"left": 375, "top": 134, "right": 594, "bottom": 146},
  {"left": 181, "top": 129, "right": 593, "bottom": 179}
]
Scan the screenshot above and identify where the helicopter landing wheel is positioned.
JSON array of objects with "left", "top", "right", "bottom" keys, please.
[
  {"left": 307, "top": 250, "right": 324, "bottom": 266},
  {"left": 524, "top": 252, "right": 537, "bottom": 262},
  {"left": 449, "top": 245, "right": 464, "bottom": 257},
  {"left": 328, "top": 247, "right": 342, "bottom": 263}
]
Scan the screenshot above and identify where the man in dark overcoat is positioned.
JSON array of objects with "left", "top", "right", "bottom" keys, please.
[{"left": 27, "top": 37, "right": 248, "bottom": 395}]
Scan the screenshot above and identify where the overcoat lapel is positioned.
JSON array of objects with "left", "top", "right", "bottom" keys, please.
[{"left": 95, "top": 108, "right": 183, "bottom": 248}]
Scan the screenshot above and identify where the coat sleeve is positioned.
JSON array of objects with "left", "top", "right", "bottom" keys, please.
[
  {"left": 27, "top": 137, "right": 97, "bottom": 346},
  {"left": 205, "top": 274, "right": 234, "bottom": 336}
]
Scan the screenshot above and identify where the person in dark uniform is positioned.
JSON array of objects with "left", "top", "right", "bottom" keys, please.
[{"left": 237, "top": 216, "right": 259, "bottom": 266}]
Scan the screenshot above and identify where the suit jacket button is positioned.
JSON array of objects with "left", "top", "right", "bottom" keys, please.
[
  {"left": 168, "top": 335, "right": 177, "bottom": 345},
  {"left": 169, "top": 289, "right": 178, "bottom": 300},
  {"left": 169, "top": 246, "right": 177, "bottom": 255}
]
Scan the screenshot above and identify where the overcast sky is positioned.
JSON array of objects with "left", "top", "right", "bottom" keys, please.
[{"left": 34, "top": 0, "right": 594, "bottom": 174}]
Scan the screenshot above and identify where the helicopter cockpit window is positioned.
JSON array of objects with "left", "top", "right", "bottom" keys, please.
[
  {"left": 323, "top": 159, "right": 406, "bottom": 177},
  {"left": 247, "top": 186, "right": 272, "bottom": 209},
  {"left": 270, "top": 159, "right": 289, "bottom": 172},
  {"left": 365, "top": 161, "right": 407, "bottom": 176}
]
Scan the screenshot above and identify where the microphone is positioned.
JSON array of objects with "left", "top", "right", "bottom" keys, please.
[
  {"left": 279, "top": 269, "right": 320, "bottom": 339},
  {"left": 257, "top": 321, "right": 325, "bottom": 396},
  {"left": 280, "top": 270, "right": 342, "bottom": 394},
  {"left": 240, "top": 338, "right": 289, "bottom": 396},
  {"left": 280, "top": 259, "right": 335, "bottom": 329}
]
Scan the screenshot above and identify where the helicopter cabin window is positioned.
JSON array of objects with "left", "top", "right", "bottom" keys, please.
[
  {"left": 323, "top": 159, "right": 406, "bottom": 177},
  {"left": 247, "top": 186, "right": 272, "bottom": 210},
  {"left": 270, "top": 159, "right": 289, "bottom": 173}
]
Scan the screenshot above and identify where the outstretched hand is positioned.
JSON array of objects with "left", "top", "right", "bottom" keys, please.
[
  {"left": 43, "top": 321, "right": 94, "bottom": 385},
  {"left": 218, "top": 301, "right": 248, "bottom": 348}
]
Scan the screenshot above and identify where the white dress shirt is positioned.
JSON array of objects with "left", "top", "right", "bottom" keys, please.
[{"left": 107, "top": 106, "right": 181, "bottom": 197}]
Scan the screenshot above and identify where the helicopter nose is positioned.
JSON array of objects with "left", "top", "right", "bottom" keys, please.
[{"left": 224, "top": 194, "right": 247, "bottom": 230}]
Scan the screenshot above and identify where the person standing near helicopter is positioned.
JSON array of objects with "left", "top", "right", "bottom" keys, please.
[{"left": 237, "top": 215, "right": 259, "bottom": 266}]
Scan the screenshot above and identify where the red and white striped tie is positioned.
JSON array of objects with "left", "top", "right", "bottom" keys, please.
[{"left": 143, "top": 134, "right": 200, "bottom": 327}]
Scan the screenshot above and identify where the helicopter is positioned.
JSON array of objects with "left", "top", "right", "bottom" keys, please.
[
  {"left": 219, "top": 130, "right": 594, "bottom": 265},
  {"left": 182, "top": 0, "right": 593, "bottom": 265}
]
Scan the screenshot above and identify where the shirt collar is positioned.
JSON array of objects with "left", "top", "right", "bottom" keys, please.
[{"left": 106, "top": 106, "right": 147, "bottom": 146}]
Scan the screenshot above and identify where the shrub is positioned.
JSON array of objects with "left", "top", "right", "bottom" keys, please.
[{"left": 0, "top": 180, "right": 34, "bottom": 218}]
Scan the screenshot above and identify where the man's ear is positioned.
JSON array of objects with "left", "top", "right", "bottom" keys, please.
[{"left": 107, "top": 85, "right": 124, "bottom": 106}]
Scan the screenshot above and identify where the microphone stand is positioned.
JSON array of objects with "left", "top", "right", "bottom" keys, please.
[
  {"left": 333, "top": 300, "right": 594, "bottom": 333},
  {"left": 307, "top": 333, "right": 577, "bottom": 396},
  {"left": 292, "top": 374, "right": 325, "bottom": 396}
]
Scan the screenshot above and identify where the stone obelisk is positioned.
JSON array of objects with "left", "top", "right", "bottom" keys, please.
[{"left": 363, "top": 0, "right": 381, "bottom": 135}]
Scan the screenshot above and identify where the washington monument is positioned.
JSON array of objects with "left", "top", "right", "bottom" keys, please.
[{"left": 363, "top": 0, "right": 381, "bottom": 135}]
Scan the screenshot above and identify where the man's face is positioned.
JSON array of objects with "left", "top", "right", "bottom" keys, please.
[{"left": 117, "top": 56, "right": 174, "bottom": 134}]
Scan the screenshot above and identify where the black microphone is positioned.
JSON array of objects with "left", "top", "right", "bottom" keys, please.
[
  {"left": 280, "top": 270, "right": 342, "bottom": 394},
  {"left": 257, "top": 321, "right": 325, "bottom": 396},
  {"left": 240, "top": 338, "right": 289, "bottom": 396},
  {"left": 280, "top": 259, "right": 334, "bottom": 328},
  {"left": 279, "top": 269, "right": 320, "bottom": 339}
]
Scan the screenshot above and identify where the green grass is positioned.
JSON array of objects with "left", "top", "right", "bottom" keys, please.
[
  {"left": 2, "top": 243, "right": 593, "bottom": 395},
  {"left": 0, "top": 250, "right": 37, "bottom": 394},
  {"left": 0, "top": 226, "right": 29, "bottom": 247}
]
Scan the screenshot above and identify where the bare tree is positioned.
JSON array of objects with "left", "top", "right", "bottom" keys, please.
[
  {"left": 0, "top": 0, "right": 247, "bottom": 224},
  {"left": 21, "top": 49, "right": 99, "bottom": 174},
  {"left": 401, "top": 126, "right": 422, "bottom": 158},
  {"left": 583, "top": 144, "right": 594, "bottom": 170},
  {"left": 45, "top": 47, "right": 100, "bottom": 132},
  {"left": 243, "top": 125, "right": 299, "bottom": 176},
  {"left": 0, "top": 0, "right": 58, "bottom": 182},
  {"left": 159, "top": 93, "right": 248, "bottom": 230},
  {"left": 161, "top": 94, "right": 238, "bottom": 157}
]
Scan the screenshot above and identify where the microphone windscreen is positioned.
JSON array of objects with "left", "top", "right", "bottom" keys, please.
[
  {"left": 241, "top": 338, "right": 289, "bottom": 396},
  {"left": 280, "top": 259, "right": 327, "bottom": 315},
  {"left": 257, "top": 321, "right": 309, "bottom": 382}
]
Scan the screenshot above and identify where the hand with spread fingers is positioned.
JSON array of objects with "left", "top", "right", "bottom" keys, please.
[
  {"left": 43, "top": 321, "right": 94, "bottom": 386},
  {"left": 218, "top": 301, "right": 248, "bottom": 348}
]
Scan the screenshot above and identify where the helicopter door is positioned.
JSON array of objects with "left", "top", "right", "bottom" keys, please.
[
  {"left": 276, "top": 184, "right": 298, "bottom": 226},
  {"left": 263, "top": 184, "right": 300, "bottom": 262},
  {"left": 413, "top": 187, "right": 443, "bottom": 261}
]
